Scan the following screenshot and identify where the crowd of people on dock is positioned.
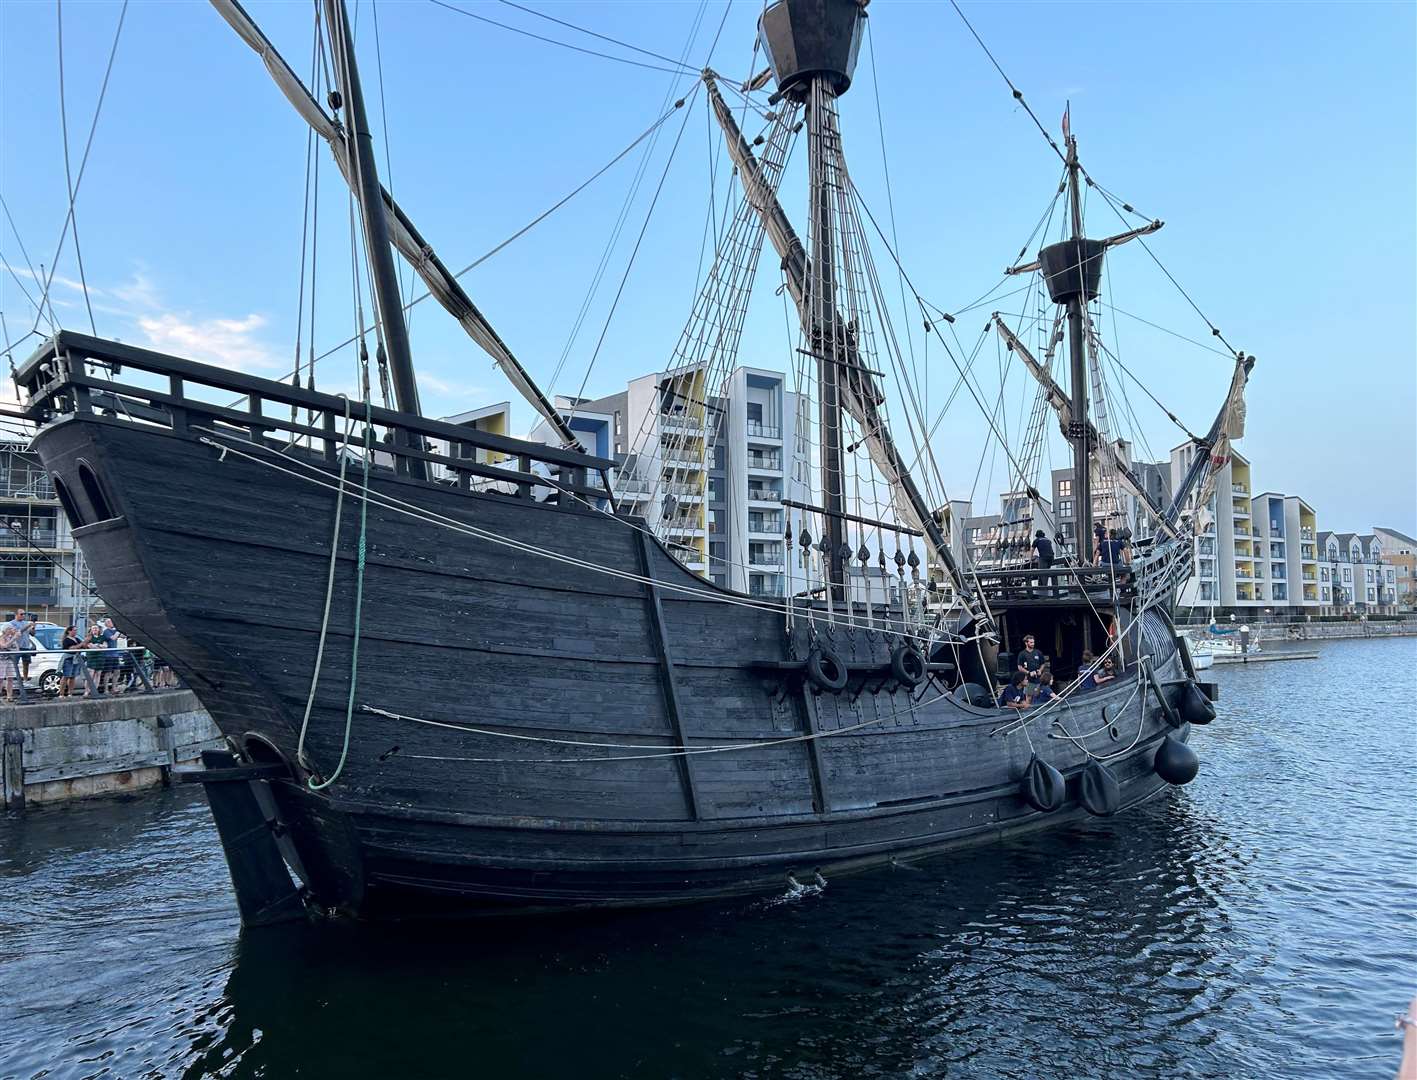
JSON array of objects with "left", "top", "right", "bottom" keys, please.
[{"left": 0, "top": 610, "right": 177, "bottom": 702}]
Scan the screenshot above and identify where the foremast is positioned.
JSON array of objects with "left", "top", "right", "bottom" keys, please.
[
  {"left": 322, "top": 0, "right": 424, "bottom": 478},
  {"left": 209, "top": 0, "right": 584, "bottom": 453}
]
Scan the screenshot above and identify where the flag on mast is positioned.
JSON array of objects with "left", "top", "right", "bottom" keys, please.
[{"left": 1062, "top": 102, "right": 1071, "bottom": 141}]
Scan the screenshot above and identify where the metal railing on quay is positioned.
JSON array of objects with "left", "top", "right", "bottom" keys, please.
[{"left": 0, "top": 646, "right": 181, "bottom": 706}]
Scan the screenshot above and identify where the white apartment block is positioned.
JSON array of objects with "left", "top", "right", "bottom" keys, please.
[
  {"left": 1317, "top": 532, "right": 1399, "bottom": 614},
  {"left": 1170, "top": 444, "right": 1323, "bottom": 615},
  {"left": 557, "top": 365, "right": 803, "bottom": 594}
]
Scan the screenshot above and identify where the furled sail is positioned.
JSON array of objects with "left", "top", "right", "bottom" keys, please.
[
  {"left": 209, "top": 0, "right": 581, "bottom": 450},
  {"left": 1167, "top": 354, "right": 1255, "bottom": 526}
]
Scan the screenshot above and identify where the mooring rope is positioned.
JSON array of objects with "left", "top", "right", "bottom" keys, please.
[{"left": 294, "top": 395, "right": 355, "bottom": 776}]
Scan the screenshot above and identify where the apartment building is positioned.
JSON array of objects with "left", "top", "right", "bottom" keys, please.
[
  {"left": 1048, "top": 439, "right": 1171, "bottom": 560},
  {"left": 1372, "top": 527, "right": 1415, "bottom": 611},
  {"left": 0, "top": 442, "right": 102, "bottom": 626},
  {"left": 1318, "top": 532, "right": 1399, "bottom": 614},
  {"left": 547, "top": 365, "right": 803, "bottom": 595},
  {"left": 1250, "top": 492, "right": 1320, "bottom": 610}
]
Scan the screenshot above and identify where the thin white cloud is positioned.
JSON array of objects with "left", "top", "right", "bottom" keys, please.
[
  {"left": 417, "top": 371, "right": 487, "bottom": 401},
  {"left": 135, "top": 312, "right": 282, "bottom": 371},
  {"left": 109, "top": 271, "right": 158, "bottom": 309}
]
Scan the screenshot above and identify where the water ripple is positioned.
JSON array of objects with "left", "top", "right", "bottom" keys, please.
[{"left": 1, "top": 637, "right": 1413, "bottom": 1079}]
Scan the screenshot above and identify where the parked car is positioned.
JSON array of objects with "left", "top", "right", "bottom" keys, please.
[{"left": 21, "top": 623, "right": 71, "bottom": 696}]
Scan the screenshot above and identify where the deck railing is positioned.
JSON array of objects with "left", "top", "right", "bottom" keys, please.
[{"left": 15, "top": 331, "right": 618, "bottom": 511}]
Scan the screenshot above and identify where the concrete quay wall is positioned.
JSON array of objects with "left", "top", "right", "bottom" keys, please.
[
  {"left": 1254, "top": 620, "right": 1417, "bottom": 642},
  {"left": 0, "top": 691, "right": 221, "bottom": 811}
]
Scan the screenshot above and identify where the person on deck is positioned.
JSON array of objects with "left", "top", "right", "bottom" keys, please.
[
  {"left": 1075, "top": 650, "right": 1100, "bottom": 692},
  {"left": 1016, "top": 634, "right": 1046, "bottom": 685},
  {"left": 1093, "top": 656, "right": 1118, "bottom": 688},
  {"left": 998, "top": 670, "right": 1030, "bottom": 709},
  {"left": 1092, "top": 522, "right": 1107, "bottom": 565},
  {"left": 1032, "top": 669, "right": 1056, "bottom": 705},
  {"left": 1096, "top": 528, "right": 1123, "bottom": 568},
  {"left": 1032, "top": 530, "right": 1054, "bottom": 569}
]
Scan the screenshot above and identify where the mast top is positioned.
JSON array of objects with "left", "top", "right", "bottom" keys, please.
[{"left": 758, "top": 0, "right": 868, "bottom": 101}]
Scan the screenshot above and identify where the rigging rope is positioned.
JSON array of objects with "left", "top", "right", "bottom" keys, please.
[
  {"left": 428, "top": 0, "right": 699, "bottom": 76},
  {"left": 54, "top": 0, "right": 96, "bottom": 336},
  {"left": 30, "top": 0, "right": 128, "bottom": 338}
]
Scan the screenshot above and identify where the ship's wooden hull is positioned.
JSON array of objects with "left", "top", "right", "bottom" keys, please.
[{"left": 33, "top": 413, "right": 1194, "bottom": 917}]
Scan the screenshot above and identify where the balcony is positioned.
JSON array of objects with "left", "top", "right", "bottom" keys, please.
[
  {"left": 747, "top": 488, "right": 781, "bottom": 502},
  {"left": 1231, "top": 483, "right": 1249, "bottom": 495},
  {"left": 1233, "top": 527, "right": 1251, "bottom": 537},
  {"left": 660, "top": 453, "right": 703, "bottom": 470},
  {"left": 0, "top": 531, "right": 61, "bottom": 549},
  {"left": 659, "top": 413, "right": 704, "bottom": 434},
  {"left": 749, "top": 579, "right": 785, "bottom": 598},
  {"left": 745, "top": 452, "right": 782, "bottom": 471},
  {"left": 748, "top": 515, "right": 783, "bottom": 535},
  {"left": 746, "top": 421, "right": 781, "bottom": 440},
  {"left": 748, "top": 550, "right": 784, "bottom": 567}
]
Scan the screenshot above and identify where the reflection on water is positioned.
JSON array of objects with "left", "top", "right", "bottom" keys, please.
[{"left": 1, "top": 637, "right": 1413, "bottom": 1079}]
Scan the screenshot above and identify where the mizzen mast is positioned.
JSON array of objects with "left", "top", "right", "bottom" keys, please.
[{"left": 1004, "top": 116, "right": 1163, "bottom": 559}]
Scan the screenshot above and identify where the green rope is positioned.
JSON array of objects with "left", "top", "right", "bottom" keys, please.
[{"left": 308, "top": 399, "right": 371, "bottom": 792}]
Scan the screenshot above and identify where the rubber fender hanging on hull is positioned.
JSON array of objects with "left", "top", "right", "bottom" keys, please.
[
  {"left": 806, "top": 647, "right": 849, "bottom": 692},
  {"left": 1080, "top": 760, "right": 1121, "bottom": 816},
  {"left": 951, "top": 682, "right": 994, "bottom": 707},
  {"left": 1020, "top": 755, "right": 1066, "bottom": 812},
  {"left": 1154, "top": 734, "right": 1200, "bottom": 785},
  {"left": 1180, "top": 681, "right": 1216, "bottom": 725},
  {"left": 890, "top": 643, "right": 927, "bottom": 688}
]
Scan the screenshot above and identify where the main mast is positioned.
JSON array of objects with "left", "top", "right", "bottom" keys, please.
[
  {"left": 1061, "top": 131, "right": 1094, "bottom": 558},
  {"left": 758, "top": 0, "right": 866, "bottom": 603}
]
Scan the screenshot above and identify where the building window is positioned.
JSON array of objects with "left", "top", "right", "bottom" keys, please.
[
  {"left": 1057, "top": 499, "right": 1073, "bottom": 518},
  {"left": 1057, "top": 479, "right": 1072, "bottom": 498},
  {"left": 1272, "top": 584, "right": 1287, "bottom": 601},
  {"left": 746, "top": 402, "right": 763, "bottom": 423},
  {"left": 1320, "top": 567, "right": 1329, "bottom": 581},
  {"left": 1386, "top": 569, "right": 1395, "bottom": 582},
  {"left": 1343, "top": 568, "right": 1351, "bottom": 582},
  {"left": 1321, "top": 587, "right": 1330, "bottom": 600},
  {"left": 1365, "top": 568, "right": 1374, "bottom": 583},
  {"left": 1199, "top": 582, "right": 1215, "bottom": 600},
  {"left": 1367, "top": 587, "right": 1376, "bottom": 602}
]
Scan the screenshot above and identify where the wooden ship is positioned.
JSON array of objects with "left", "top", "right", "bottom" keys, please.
[{"left": 12, "top": 0, "right": 1248, "bottom": 923}]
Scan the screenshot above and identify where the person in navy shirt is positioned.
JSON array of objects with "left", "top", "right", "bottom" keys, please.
[
  {"left": 998, "top": 671, "right": 1030, "bottom": 709},
  {"left": 1032, "top": 669, "right": 1056, "bottom": 704}
]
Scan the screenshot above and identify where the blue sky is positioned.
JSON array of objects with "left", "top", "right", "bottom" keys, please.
[{"left": 2, "top": 0, "right": 1413, "bottom": 533}]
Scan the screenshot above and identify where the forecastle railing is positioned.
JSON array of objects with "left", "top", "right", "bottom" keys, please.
[{"left": 15, "top": 332, "right": 617, "bottom": 508}]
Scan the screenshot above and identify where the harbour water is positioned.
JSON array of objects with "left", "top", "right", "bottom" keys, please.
[{"left": 1, "top": 637, "right": 1413, "bottom": 1079}]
